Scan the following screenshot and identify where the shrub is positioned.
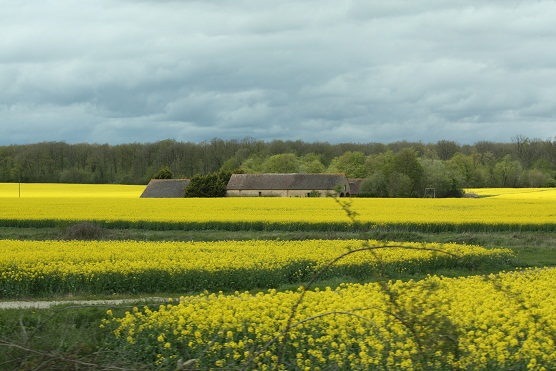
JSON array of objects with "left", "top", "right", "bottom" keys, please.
[
  {"left": 185, "top": 171, "right": 232, "bottom": 197},
  {"left": 64, "top": 222, "right": 105, "bottom": 240},
  {"left": 153, "top": 166, "right": 173, "bottom": 179}
]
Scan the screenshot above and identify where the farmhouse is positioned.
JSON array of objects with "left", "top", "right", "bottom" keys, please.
[
  {"left": 140, "top": 179, "right": 190, "bottom": 198},
  {"left": 226, "top": 173, "right": 351, "bottom": 197}
]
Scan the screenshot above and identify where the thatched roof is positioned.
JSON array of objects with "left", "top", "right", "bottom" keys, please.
[
  {"left": 140, "top": 179, "right": 190, "bottom": 198},
  {"left": 227, "top": 173, "right": 348, "bottom": 190}
]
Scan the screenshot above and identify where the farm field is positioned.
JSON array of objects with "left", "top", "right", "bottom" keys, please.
[
  {"left": 1, "top": 184, "right": 556, "bottom": 231},
  {"left": 466, "top": 187, "right": 556, "bottom": 199},
  {"left": 0, "top": 239, "right": 515, "bottom": 299},
  {"left": 0, "top": 182, "right": 144, "bottom": 198},
  {"left": 107, "top": 268, "right": 556, "bottom": 370},
  {"left": 1, "top": 184, "right": 556, "bottom": 369}
]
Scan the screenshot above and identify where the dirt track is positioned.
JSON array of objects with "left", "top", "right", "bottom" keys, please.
[{"left": 0, "top": 297, "right": 169, "bottom": 310}]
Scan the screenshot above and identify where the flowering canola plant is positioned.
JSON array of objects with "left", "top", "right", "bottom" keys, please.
[
  {"left": 1, "top": 194, "right": 556, "bottom": 231},
  {"left": 106, "top": 267, "right": 556, "bottom": 370},
  {"left": 465, "top": 188, "right": 556, "bottom": 199},
  {"left": 0, "top": 182, "right": 144, "bottom": 198},
  {"left": 0, "top": 239, "right": 513, "bottom": 298}
]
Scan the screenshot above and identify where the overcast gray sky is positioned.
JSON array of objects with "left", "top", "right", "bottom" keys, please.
[{"left": 1, "top": 0, "right": 555, "bottom": 145}]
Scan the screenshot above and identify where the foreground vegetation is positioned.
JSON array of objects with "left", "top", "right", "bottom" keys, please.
[{"left": 106, "top": 268, "right": 556, "bottom": 370}]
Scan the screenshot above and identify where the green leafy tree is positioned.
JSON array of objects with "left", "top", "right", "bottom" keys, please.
[
  {"left": 299, "top": 153, "right": 326, "bottom": 173},
  {"left": 493, "top": 155, "right": 522, "bottom": 187},
  {"left": 262, "top": 153, "right": 300, "bottom": 173},
  {"left": 387, "top": 172, "right": 413, "bottom": 197},
  {"left": 220, "top": 157, "right": 242, "bottom": 173},
  {"left": 327, "top": 151, "right": 367, "bottom": 178},
  {"left": 4, "top": 138, "right": 556, "bottom": 188},
  {"left": 364, "top": 151, "right": 394, "bottom": 176},
  {"left": 239, "top": 155, "right": 266, "bottom": 173},
  {"left": 421, "top": 159, "right": 464, "bottom": 198},
  {"left": 185, "top": 171, "right": 232, "bottom": 197},
  {"left": 153, "top": 166, "right": 173, "bottom": 179},
  {"left": 384, "top": 148, "right": 424, "bottom": 196},
  {"left": 435, "top": 140, "right": 460, "bottom": 161},
  {"left": 358, "top": 172, "right": 388, "bottom": 197},
  {"left": 522, "top": 169, "right": 551, "bottom": 187},
  {"left": 445, "top": 153, "right": 473, "bottom": 186},
  {"left": 59, "top": 168, "right": 91, "bottom": 184}
]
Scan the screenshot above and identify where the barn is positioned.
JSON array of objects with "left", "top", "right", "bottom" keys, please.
[
  {"left": 140, "top": 179, "right": 190, "bottom": 198},
  {"left": 226, "top": 173, "right": 351, "bottom": 197}
]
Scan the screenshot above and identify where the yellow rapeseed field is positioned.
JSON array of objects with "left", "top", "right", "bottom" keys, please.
[
  {"left": 0, "top": 183, "right": 553, "bottom": 369},
  {"left": 466, "top": 188, "right": 556, "bottom": 199},
  {"left": 0, "top": 239, "right": 512, "bottom": 297},
  {"left": 0, "top": 182, "right": 144, "bottom": 198},
  {"left": 107, "top": 267, "right": 556, "bottom": 370},
  {"left": 0, "top": 193, "right": 555, "bottom": 229}
]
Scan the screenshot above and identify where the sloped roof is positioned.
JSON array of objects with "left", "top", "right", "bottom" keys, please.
[
  {"left": 227, "top": 173, "right": 348, "bottom": 190},
  {"left": 140, "top": 179, "right": 190, "bottom": 198}
]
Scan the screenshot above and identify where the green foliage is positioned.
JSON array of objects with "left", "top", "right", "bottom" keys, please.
[
  {"left": 263, "top": 153, "right": 300, "bottom": 173},
  {"left": 446, "top": 153, "right": 475, "bottom": 185},
  {"left": 239, "top": 155, "right": 266, "bottom": 173},
  {"left": 391, "top": 148, "right": 424, "bottom": 196},
  {"left": 327, "top": 151, "right": 367, "bottom": 178},
  {"left": 387, "top": 172, "right": 413, "bottom": 197},
  {"left": 0, "top": 305, "right": 121, "bottom": 370},
  {"left": 1, "top": 137, "right": 556, "bottom": 188},
  {"left": 59, "top": 168, "right": 92, "bottom": 184},
  {"left": 359, "top": 172, "right": 388, "bottom": 197},
  {"left": 421, "top": 159, "right": 464, "bottom": 198},
  {"left": 185, "top": 171, "right": 232, "bottom": 197},
  {"left": 220, "top": 156, "right": 241, "bottom": 173},
  {"left": 307, "top": 190, "right": 322, "bottom": 197},
  {"left": 493, "top": 155, "right": 522, "bottom": 187},
  {"left": 359, "top": 150, "right": 464, "bottom": 198},
  {"left": 153, "top": 166, "right": 173, "bottom": 179},
  {"left": 299, "top": 153, "right": 326, "bottom": 173}
]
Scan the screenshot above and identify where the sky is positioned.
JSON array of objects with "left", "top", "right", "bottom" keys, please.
[{"left": 1, "top": 0, "right": 556, "bottom": 146}]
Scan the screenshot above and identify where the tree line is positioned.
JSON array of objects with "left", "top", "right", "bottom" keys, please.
[{"left": 0, "top": 136, "right": 555, "bottom": 196}]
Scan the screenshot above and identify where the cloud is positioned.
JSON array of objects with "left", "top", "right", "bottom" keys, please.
[{"left": 1, "top": 0, "right": 555, "bottom": 145}]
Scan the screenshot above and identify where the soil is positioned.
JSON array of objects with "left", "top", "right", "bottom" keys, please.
[{"left": 0, "top": 297, "right": 169, "bottom": 309}]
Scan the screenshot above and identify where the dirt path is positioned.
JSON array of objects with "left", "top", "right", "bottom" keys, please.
[{"left": 0, "top": 297, "right": 169, "bottom": 310}]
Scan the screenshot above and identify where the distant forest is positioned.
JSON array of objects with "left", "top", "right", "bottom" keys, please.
[{"left": 1, "top": 136, "right": 555, "bottom": 196}]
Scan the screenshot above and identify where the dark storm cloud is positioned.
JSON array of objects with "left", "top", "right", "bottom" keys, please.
[{"left": 1, "top": 0, "right": 555, "bottom": 145}]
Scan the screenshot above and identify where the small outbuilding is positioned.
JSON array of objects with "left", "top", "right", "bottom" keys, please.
[
  {"left": 226, "top": 173, "right": 351, "bottom": 197},
  {"left": 140, "top": 179, "right": 190, "bottom": 198}
]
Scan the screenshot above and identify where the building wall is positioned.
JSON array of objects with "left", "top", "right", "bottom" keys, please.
[
  {"left": 226, "top": 175, "right": 352, "bottom": 197},
  {"left": 226, "top": 189, "right": 344, "bottom": 197}
]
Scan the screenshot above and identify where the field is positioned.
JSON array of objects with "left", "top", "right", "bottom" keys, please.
[
  {"left": 0, "top": 183, "right": 144, "bottom": 198},
  {"left": 2, "top": 185, "right": 556, "bottom": 232},
  {"left": 0, "top": 239, "right": 515, "bottom": 299},
  {"left": 466, "top": 187, "right": 556, "bottom": 199},
  {"left": 1, "top": 184, "right": 556, "bottom": 370}
]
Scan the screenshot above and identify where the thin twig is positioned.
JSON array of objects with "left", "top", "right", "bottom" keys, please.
[{"left": 0, "top": 338, "right": 134, "bottom": 370}]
